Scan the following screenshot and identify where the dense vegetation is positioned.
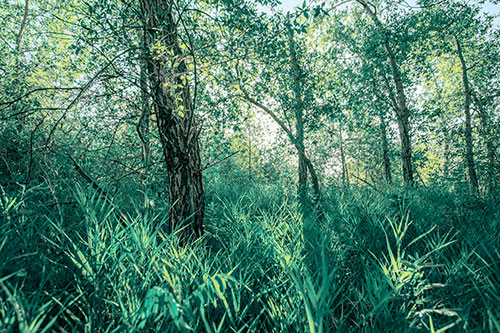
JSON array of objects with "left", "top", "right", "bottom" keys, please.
[{"left": 1, "top": 0, "right": 499, "bottom": 331}]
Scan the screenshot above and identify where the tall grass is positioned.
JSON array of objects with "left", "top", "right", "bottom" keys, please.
[{"left": 1, "top": 182, "right": 499, "bottom": 331}]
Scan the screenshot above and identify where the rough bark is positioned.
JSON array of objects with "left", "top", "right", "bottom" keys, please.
[
  {"left": 139, "top": 0, "right": 204, "bottom": 240},
  {"left": 357, "top": 0, "right": 414, "bottom": 185},
  {"left": 455, "top": 36, "right": 479, "bottom": 195}
]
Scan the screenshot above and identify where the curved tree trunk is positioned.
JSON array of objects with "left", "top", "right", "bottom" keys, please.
[
  {"left": 139, "top": 0, "right": 204, "bottom": 240},
  {"left": 240, "top": 94, "right": 324, "bottom": 221}
]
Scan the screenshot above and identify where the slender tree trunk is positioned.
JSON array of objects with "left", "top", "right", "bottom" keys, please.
[
  {"left": 241, "top": 94, "right": 324, "bottom": 220},
  {"left": 455, "top": 36, "right": 479, "bottom": 195},
  {"left": 357, "top": 0, "right": 414, "bottom": 185},
  {"left": 287, "top": 24, "right": 308, "bottom": 207},
  {"left": 442, "top": 122, "right": 451, "bottom": 178},
  {"left": 139, "top": 0, "right": 204, "bottom": 240},
  {"left": 287, "top": 23, "right": 324, "bottom": 220},
  {"left": 138, "top": 73, "right": 151, "bottom": 209},
  {"left": 239, "top": 23, "right": 323, "bottom": 218},
  {"left": 137, "top": 28, "right": 151, "bottom": 210},
  {"left": 14, "top": 0, "right": 29, "bottom": 128},
  {"left": 370, "top": 79, "right": 392, "bottom": 183},
  {"left": 385, "top": 43, "right": 413, "bottom": 185},
  {"left": 379, "top": 109, "right": 392, "bottom": 183},
  {"left": 16, "top": 0, "right": 29, "bottom": 58},
  {"left": 338, "top": 122, "right": 349, "bottom": 186},
  {"left": 426, "top": 62, "right": 451, "bottom": 180},
  {"left": 248, "top": 124, "right": 252, "bottom": 182}
]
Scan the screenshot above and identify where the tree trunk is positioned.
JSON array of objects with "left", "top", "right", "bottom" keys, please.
[
  {"left": 338, "top": 122, "right": 349, "bottom": 186},
  {"left": 455, "top": 36, "right": 479, "bottom": 195},
  {"left": 16, "top": 0, "right": 29, "bottom": 58},
  {"left": 239, "top": 22, "right": 323, "bottom": 219},
  {"left": 383, "top": 39, "right": 413, "bottom": 185},
  {"left": 248, "top": 124, "right": 252, "bottom": 182},
  {"left": 379, "top": 109, "right": 392, "bottom": 183},
  {"left": 298, "top": 154, "right": 308, "bottom": 205},
  {"left": 396, "top": 108, "right": 413, "bottom": 185},
  {"left": 357, "top": 0, "right": 414, "bottom": 185},
  {"left": 287, "top": 24, "right": 325, "bottom": 219},
  {"left": 303, "top": 156, "right": 323, "bottom": 219},
  {"left": 137, "top": 27, "right": 151, "bottom": 210},
  {"left": 241, "top": 94, "right": 324, "bottom": 220},
  {"left": 139, "top": 0, "right": 204, "bottom": 240},
  {"left": 427, "top": 62, "right": 451, "bottom": 180},
  {"left": 287, "top": 23, "right": 306, "bottom": 202},
  {"left": 442, "top": 122, "right": 451, "bottom": 178}
]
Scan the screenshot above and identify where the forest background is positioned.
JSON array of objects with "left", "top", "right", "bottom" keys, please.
[{"left": 1, "top": 0, "right": 500, "bottom": 331}]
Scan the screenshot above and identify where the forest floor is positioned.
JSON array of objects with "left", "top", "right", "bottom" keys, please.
[{"left": 1, "top": 182, "right": 499, "bottom": 332}]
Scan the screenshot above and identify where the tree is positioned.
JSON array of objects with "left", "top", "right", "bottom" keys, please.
[
  {"left": 455, "top": 35, "right": 479, "bottom": 194},
  {"left": 232, "top": 8, "right": 325, "bottom": 219},
  {"left": 139, "top": 0, "right": 205, "bottom": 240},
  {"left": 355, "top": 0, "right": 414, "bottom": 185},
  {"left": 415, "top": 0, "right": 499, "bottom": 194}
]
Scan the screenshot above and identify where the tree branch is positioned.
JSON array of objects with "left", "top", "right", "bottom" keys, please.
[{"left": 16, "top": 0, "right": 29, "bottom": 54}]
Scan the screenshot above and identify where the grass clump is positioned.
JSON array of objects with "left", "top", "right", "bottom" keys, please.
[{"left": 1, "top": 183, "right": 499, "bottom": 331}]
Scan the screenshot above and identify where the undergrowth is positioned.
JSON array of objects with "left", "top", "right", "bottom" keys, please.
[{"left": 1, "top": 182, "right": 499, "bottom": 332}]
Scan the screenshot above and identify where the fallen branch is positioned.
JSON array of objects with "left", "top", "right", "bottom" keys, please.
[
  {"left": 351, "top": 174, "right": 383, "bottom": 194},
  {"left": 68, "top": 154, "right": 108, "bottom": 198},
  {"left": 68, "top": 154, "right": 130, "bottom": 225}
]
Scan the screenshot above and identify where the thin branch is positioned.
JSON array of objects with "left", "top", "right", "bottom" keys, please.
[
  {"left": 351, "top": 174, "right": 383, "bottom": 193},
  {"left": 45, "top": 48, "right": 135, "bottom": 146},
  {"left": 200, "top": 150, "right": 241, "bottom": 172},
  {"left": 239, "top": 94, "right": 294, "bottom": 138},
  {"left": 0, "top": 87, "right": 80, "bottom": 109}
]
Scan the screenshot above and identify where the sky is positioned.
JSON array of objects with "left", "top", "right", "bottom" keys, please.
[
  {"left": 274, "top": 0, "right": 302, "bottom": 12},
  {"left": 258, "top": 0, "right": 500, "bottom": 25}
]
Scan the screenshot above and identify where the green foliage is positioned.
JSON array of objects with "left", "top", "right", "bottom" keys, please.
[{"left": 1, "top": 182, "right": 499, "bottom": 331}]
